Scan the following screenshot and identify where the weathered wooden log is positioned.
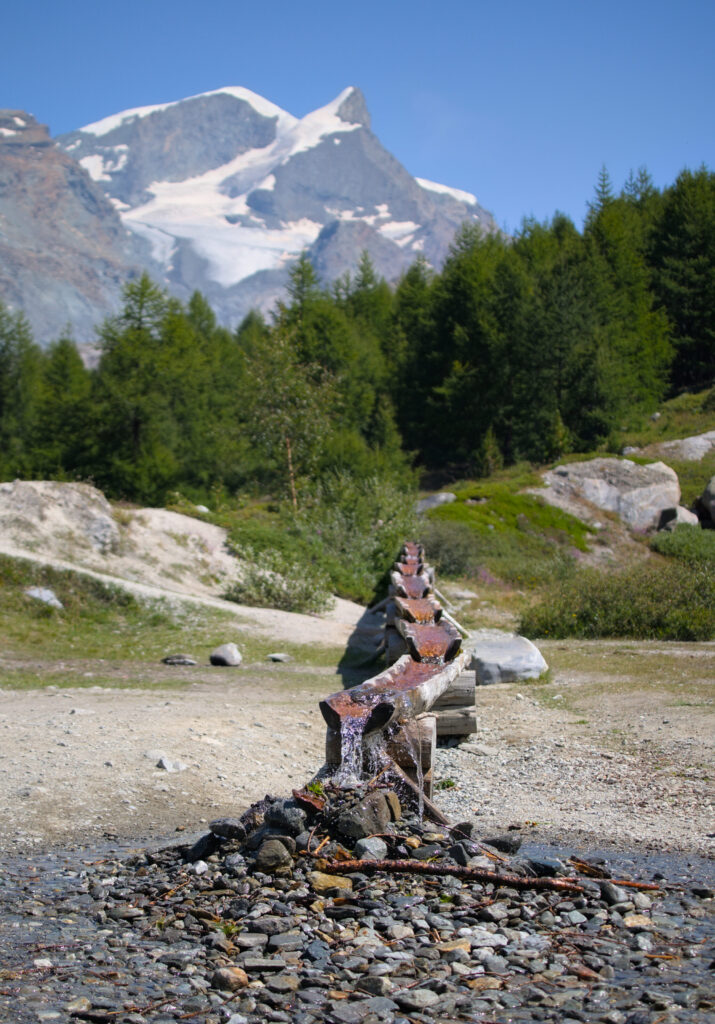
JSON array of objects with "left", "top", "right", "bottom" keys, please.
[
  {"left": 394, "top": 595, "right": 443, "bottom": 624},
  {"left": 402, "top": 765, "right": 433, "bottom": 800},
  {"left": 325, "top": 715, "right": 436, "bottom": 773},
  {"left": 431, "top": 672, "right": 475, "bottom": 710},
  {"left": 319, "top": 651, "right": 470, "bottom": 736},
  {"left": 381, "top": 760, "right": 449, "bottom": 824},
  {"left": 321, "top": 858, "right": 586, "bottom": 893},
  {"left": 385, "top": 627, "right": 408, "bottom": 666},
  {"left": 434, "top": 707, "right": 477, "bottom": 737},
  {"left": 390, "top": 571, "right": 432, "bottom": 599},
  {"left": 396, "top": 618, "right": 462, "bottom": 663}
]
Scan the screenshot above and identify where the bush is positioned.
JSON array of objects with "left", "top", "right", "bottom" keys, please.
[
  {"left": 293, "top": 471, "right": 418, "bottom": 604},
  {"left": 651, "top": 524, "right": 715, "bottom": 564},
  {"left": 223, "top": 546, "right": 333, "bottom": 614},
  {"left": 520, "top": 560, "right": 715, "bottom": 641},
  {"left": 421, "top": 500, "right": 580, "bottom": 588},
  {"left": 419, "top": 519, "right": 480, "bottom": 577},
  {"left": 224, "top": 471, "right": 417, "bottom": 607}
]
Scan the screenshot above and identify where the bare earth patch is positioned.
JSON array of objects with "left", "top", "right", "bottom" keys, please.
[{"left": 0, "top": 639, "right": 712, "bottom": 860}]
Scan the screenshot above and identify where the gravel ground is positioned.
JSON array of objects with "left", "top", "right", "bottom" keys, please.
[{"left": 0, "top": 789, "right": 712, "bottom": 1024}]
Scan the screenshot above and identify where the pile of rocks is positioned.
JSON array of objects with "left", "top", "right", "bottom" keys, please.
[{"left": 1, "top": 783, "right": 712, "bottom": 1023}]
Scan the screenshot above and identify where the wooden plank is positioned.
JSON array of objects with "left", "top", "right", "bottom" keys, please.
[
  {"left": 432, "top": 673, "right": 475, "bottom": 710},
  {"left": 434, "top": 707, "right": 477, "bottom": 737}
]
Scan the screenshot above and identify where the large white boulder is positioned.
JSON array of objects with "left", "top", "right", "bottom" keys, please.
[
  {"left": 638, "top": 430, "right": 715, "bottom": 463},
  {"left": 541, "top": 458, "right": 680, "bottom": 532},
  {"left": 468, "top": 630, "right": 548, "bottom": 686}
]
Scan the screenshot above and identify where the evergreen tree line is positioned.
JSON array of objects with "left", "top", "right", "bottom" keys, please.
[{"left": 0, "top": 166, "right": 712, "bottom": 504}]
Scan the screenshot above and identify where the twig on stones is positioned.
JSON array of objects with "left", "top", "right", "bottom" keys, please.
[
  {"left": 321, "top": 858, "right": 586, "bottom": 893},
  {"left": 314, "top": 834, "right": 331, "bottom": 855},
  {"left": 605, "top": 877, "right": 662, "bottom": 891}
]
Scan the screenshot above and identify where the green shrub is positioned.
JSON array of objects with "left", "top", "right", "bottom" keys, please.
[
  {"left": 419, "top": 519, "right": 481, "bottom": 577},
  {"left": 520, "top": 560, "right": 715, "bottom": 641},
  {"left": 295, "top": 471, "right": 418, "bottom": 604},
  {"left": 651, "top": 524, "right": 715, "bottom": 564},
  {"left": 421, "top": 485, "right": 588, "bottom": 588},
  {"left": 225, "top": 470, "right": 417, "bottom": 606},
  {"left": 223, "top": 546, "right": 333, "bottom": 614}
]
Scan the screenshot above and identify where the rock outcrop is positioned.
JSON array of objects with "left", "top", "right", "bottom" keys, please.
[
  {"left": 0, "top": 110, "right": 142, "bottom": 346},
  {"left": 539, "top": 458, "right": 681, "bottom": 533}
]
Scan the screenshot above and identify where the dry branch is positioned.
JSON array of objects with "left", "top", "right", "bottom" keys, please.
[{"left": 322, "top": 857, "right": 585, "bottom": 893}]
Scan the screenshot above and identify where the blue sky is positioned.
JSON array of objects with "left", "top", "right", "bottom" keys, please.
[{"left": 3, "top": 0, "right": 713, "bottom": 233}]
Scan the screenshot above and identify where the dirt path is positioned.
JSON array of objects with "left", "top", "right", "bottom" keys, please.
[{"left": 1, "top": 640, "right": 712, "bottom": 859}]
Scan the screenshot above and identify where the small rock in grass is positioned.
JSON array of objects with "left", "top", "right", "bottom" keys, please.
[
  {"left": 25, "top": 586, "right": 63, "bottom": 609},
  {"left": 266, "top": 652, "right": 291, "bottom": 662},
  {"left": 162, "top": 653, "right": 197, "bottom": 665},
  {"left": 209, "top": 642, "right": 242, "bottom": 666}
]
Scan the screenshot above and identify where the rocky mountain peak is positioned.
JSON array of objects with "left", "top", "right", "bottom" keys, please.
[
  {"left": 336, "top": 87, "right": 371, "bottom": 129},
  {"left": 0, "top": 110, "right": 51, "bottom": 147}
]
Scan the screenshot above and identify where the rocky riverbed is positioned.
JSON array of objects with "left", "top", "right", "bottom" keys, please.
[{"left": 0, "top": 784, "right": 713, "bottom": 1024}]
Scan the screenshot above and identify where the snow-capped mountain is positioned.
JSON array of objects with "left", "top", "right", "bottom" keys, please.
[
  {"left": 0, "top": 87, "right": 496, "bottom": 345},
  {"left": 58, "top": 86, "right": 496, "bottom": 327}
]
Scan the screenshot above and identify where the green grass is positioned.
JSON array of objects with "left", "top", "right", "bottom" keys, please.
[
  {"left": 651, "top": 523, "right": 715, "bottom": 564},
  {"left": 612, "top": 386, "right": 715, "bottom": 450},
  {"left": 420, "top": 472, "right": 593, "bottom": 589},
  {"left": 0, "top": 553, "right": 353, "bottom": 687}
]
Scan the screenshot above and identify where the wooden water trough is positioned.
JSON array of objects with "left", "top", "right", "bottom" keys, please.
[{"left": 320, "top": 542, "right": 477, "bottom": 815}]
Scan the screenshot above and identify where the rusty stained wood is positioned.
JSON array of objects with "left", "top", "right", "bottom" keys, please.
[
  {"left": 319, "top": 650, "right": 470, "bottom": 734},
  {"left": 396, "top": 618, "right": 462, "bottom": 664},
  {"left": 389, "top": 570, "right": 432, "bottom": 599},
  {"left": 393, "top": 595, "right": 443, "bottom": 623}
]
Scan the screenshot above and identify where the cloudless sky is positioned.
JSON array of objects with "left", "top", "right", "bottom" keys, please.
[{"left": 2, "top": 0, "right": 713, "bottom": 232}]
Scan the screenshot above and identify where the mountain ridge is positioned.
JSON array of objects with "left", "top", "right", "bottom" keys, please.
[{"left": 1, "top": 87, "right": 496, "bottom": 344}]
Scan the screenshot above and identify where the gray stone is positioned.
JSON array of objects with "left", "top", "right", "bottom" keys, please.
[
  {"left": 357, "top": 975, "right": 394, "bottom": 996},
  {"left": 657, "top": 505, "right": 700, "bottom": 530},
  {"left": 209, "top": 642, "right": 242, "bottom": 666},
  {"left": 540, "top": 457, "right": 681, "bottom": 532},
  {"left": 254, "top": 839, "right": 293, "bottom": 871},
  {"left": 336, "top": 791, "right": 391, "bottom": 840},
  {"left": 210, "top": 817, "right": 247, "bottom": 841},
  {"left": 156, "top": 756, "right": 187, "bottom": 772},
  {"left": 353, "top": 837, "right": 388, "bottom": 860},
  {"left": 394, "top": 987, "right": 440, "bottom": 1010},
  {"left": 264, "top": 798, "right": 308, "bottom": 835},
  {"left": 469, "top": 631, "right": 548, "bottom": 685},
  {"left": 643, "top": 429, "right": 715, "bottom": 463},
  {"left": 266, "top": 652, "right": 291, "bottom": 662},
  {"left": 25, "top": 586, "right": 63, "bottom": 610},
  {"left": 482, "top": 832, "right": 523, "bottom": 854},
  {"left": 416, "top": 492, "right": 457, "bottom": 514},
  {"left": 162, "top": 653, "right": 197, "bottom": 665}
]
